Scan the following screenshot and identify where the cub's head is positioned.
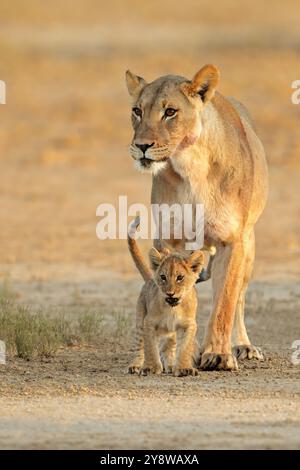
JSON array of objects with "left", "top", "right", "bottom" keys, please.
[
  {"left": 125, "top": 65, "right": 220, "bottom": 174},
  {"left": 149, "top": 248, "right": 204, "bottom": 307}
]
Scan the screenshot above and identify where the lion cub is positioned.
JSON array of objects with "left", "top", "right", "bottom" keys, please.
[{"left": 128, "top": 218, "right": 204, "bottom": 377}]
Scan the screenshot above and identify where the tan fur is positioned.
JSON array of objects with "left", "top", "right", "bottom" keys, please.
[
  {"left": 128, "top": 216, "right": 214, "bottom": 284},
  {"left": 126, "top": 65, "right": 269, "bottom": 370},
  {"left": 127, "top": 216, "right": 152, "bottom": 282},
  {"left": 128, "top": 220, "right": 204, "bottom": 376}
]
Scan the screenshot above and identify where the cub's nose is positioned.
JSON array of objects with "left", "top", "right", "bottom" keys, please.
[
  {"left": 167, "top": 292, "right": 175, "bottom": 297},
  {"left": 135, "top": 142, "right": 154, "bottom": 154}
]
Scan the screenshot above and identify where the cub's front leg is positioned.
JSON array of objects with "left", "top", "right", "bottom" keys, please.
[
  {"left": 160, "top": 334, "right": 176, "bottom": 374},
  {"left": 141, "top": 322, "right": 163, "bottom": 376},
  {"left": 173, "top": 323, "right": 198, "bottom": 377}
]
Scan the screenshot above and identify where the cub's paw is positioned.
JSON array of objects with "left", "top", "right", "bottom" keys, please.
[
  {"left": 200, "top": 353, "right": 238, "bottom": 371},
  {"left": 173, "top": 367, "right": 199, "bottom": 377},
  {"left": 233, "top": 345, "right": 264, "bottom": 361},
  {"left": 140, "top": 365, "right": 163, "bottom": 376},
  {"left": 128, "top": 365, "right": 142, "bottom": 375},
  {"left": 163, "top": 366, "right": 173, "bottom": 375}
]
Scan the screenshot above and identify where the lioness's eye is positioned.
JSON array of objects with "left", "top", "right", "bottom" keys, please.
[
  {"left": 165, "top": 108, "right": 177, "bottom": 118},
  {"left": 132, "top": 107, "right": 142, "bottom": 117},
  {"left": 160, "top": 274, "right": 167, "bottom": 281},
  {"left": 176, "top": 275, "right": 184, "bottom": 282}
]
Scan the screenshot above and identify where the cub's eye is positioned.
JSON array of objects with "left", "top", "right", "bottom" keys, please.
[
  {"left": 132, "top": 107, "right": 142, "bottom": 117},
  {"left": 164, "top": 108, "right": 177, "bottom": 118},
  {"left": 176, "top": 275, "right": 184, "bottom": 282},
  {"left": 160, "top": 274, "right": 167, "bottom": 282}
]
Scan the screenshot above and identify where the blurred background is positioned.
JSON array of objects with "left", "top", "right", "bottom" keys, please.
[{"left": 0, "top": 0, "right": 299, "bottom": 302}]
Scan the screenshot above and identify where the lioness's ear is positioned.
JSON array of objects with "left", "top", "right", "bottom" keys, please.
[
  {"left": 149, "top": 247, "right": 163, "bottom": 271},
  {"left": 126, "top": 70, "right": 147, "bottom": 97},
  {"left": 187, "top": 251, "right": 204, "bottom": 273},
  {"left": 181, "top": 64, "right": 220, "bottom": 103}
]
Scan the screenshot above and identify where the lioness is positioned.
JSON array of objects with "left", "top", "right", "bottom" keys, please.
[
  {"left": 126, "top": 64, "right": 268, "bottom": 370},
  {"left": 128, "top": 217, "right": 203, "bottom": 376}
]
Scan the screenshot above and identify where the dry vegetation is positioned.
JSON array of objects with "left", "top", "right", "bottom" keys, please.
[
  {"left": 0, "top": 279, "right": 132, "bottom": 360},
  {"left": 0, "top": 298, "right": 105, "bottom": 359},
  {"left": 0, "top": 0, "right": 299, "bottom": 450}
]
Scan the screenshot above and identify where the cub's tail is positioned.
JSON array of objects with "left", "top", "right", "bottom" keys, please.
[{"left": 128, "top": 216, "right": 152, "bottom": 282}]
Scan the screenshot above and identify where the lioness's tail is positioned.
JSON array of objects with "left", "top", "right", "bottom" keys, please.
[{"left": 128, "top": 216, "right": 152, "bottom": 282}]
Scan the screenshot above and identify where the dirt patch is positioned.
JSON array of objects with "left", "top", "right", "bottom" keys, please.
[{"left": 0, "top": 277, "right": 300, "bottom": 449}]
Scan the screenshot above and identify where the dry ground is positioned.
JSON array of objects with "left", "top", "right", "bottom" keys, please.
[{"left": 0, "top": 0, "right": 300, "bottom": 450}]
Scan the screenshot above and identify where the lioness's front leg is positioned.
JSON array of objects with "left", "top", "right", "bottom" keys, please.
[
  {"left": 232, "top": 230, "right": 264, "bottom": 361},
  {"left": 173, "top": 324, "right": 198, "bottom": 377},
  {"left": 141, "top": 322, "right": 163, "bottom": 375},
  {"left": 200, "top": 240, "right": 247, "bottom": 371}
]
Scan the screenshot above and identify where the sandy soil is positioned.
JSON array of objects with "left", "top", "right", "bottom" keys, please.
[{"left": 0, "top": 0, "right": 300, "bottom": 450}]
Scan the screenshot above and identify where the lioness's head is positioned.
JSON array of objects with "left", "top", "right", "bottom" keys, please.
[
  {"left": 126, "top": 64, "right": 220, "bottom": 174},
  {"left": 149, "top": 248, "right": 204, "bottom": 307}
]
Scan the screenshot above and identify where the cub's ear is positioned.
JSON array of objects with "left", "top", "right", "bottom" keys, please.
[
  {"left": 181, "top": 64, "right": 220, "bottom": 103},
  {"left": 187, "top": 250, "right": 204, "bottom": 274},
  {"left": 149, "top": 247, "right": 163, "bottom": 271},
  {"left": 125, "top": 70, "right": 147, "bottom": 97}
]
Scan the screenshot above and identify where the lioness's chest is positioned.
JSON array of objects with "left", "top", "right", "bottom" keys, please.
[{"left": 152, "top": 172, "right": 240, "bottom": 243}]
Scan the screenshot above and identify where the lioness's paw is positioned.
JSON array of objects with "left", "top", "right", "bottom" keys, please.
[
  {"left": 233, "top": 345, "right": 264, "bottom": 361},
  {"left": 140, "top": 365, "right": 163, "bottom": 376},
  {"left": 128, "top": 365, "right": 141, "bottom": 374},
  {"left": 200, "top": 353, "right": 238, "bottom": 371},
  {"left": 173, "top": 367, "right": 199, "bottom": 377}
]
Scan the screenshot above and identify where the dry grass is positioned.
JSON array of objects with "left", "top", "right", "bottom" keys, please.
[
  {"left": 0, "top": 297, "right": 106, "bottom": 359},
  {"left": 0, "top": 274, "right": 133, "bottom": 360},
  {"left": 0, "top": 277, "right": 107, "bottom": 359}
]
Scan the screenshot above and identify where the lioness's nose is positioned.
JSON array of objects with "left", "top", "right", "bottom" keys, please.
[{"left": 135, "top": 142, "right": 154, "bottom": 154}]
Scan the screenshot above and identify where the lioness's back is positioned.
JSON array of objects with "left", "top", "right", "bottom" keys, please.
[{"left": 227, "top": 96, "right": 256, "bottom": 131}]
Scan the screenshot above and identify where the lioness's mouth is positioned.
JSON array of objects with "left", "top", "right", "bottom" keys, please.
[
  {"left": 139, "top": 157, "right": 168, "bottom": 168},
  {"left": 139, "top": 157, "right": 154, "bottom": 168}
]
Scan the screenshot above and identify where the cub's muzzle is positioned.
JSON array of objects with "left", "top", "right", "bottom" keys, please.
[{"left": 165, "top": 296, "right": 180, "bottom": 307}]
